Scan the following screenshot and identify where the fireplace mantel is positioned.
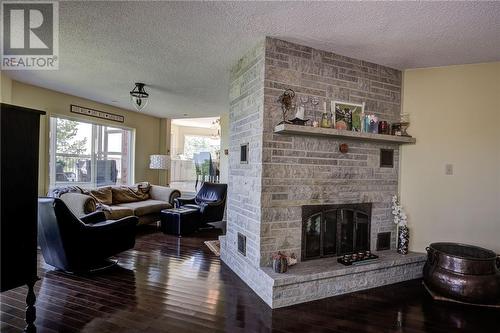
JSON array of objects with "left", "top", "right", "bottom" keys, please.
[{"left": 274, "top": 124, "right": 416, "bottom": 144}]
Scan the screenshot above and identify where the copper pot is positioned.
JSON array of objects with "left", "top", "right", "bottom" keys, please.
[{"left": 423, "top": 242, "right": 500, "bottom": 304}]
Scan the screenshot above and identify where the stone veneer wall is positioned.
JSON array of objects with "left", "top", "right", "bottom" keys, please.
[
  {"left": 222, "top": 37, "right": 406, "bottom": 304},
  {"left": 221, "top": 40, "right": 273, "bottom": 301},
  {"left": 261, "top": 38, "right": 403, "bottom": 265}
]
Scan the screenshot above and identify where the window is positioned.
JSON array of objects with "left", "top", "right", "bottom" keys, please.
[
  {"left": 183, "top": 135, "right": 220, "bottom": 159},
  {"left": 49, "top": 117, "right": 134, "bottom": 188}
]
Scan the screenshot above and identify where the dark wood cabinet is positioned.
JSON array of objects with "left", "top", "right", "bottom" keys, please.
[{"left": 1, "top": 103, "right": 45, "bottom": 331}]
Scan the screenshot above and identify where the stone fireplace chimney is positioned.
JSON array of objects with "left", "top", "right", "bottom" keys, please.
[{"left": 220, "top": 37, "right": 424, "bottom": 308}]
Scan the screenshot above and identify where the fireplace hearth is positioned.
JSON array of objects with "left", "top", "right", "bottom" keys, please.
[{"left": 302, "top": 203, "right": 372, "bottom": 260}]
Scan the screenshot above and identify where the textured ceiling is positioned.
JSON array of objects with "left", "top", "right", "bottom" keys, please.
[
  {"left": 172, "top": 117, "right": 219, "bottom": 129},
  {"left": 6, "top": 1, "right": 500, "bottom": 118}
]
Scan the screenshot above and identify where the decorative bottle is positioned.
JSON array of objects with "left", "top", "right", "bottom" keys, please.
[
  {"left": 320, "top": 111, "right": 331, "bottom": 128},
  {"left": 320, "top": 102, "right": 331, "bottom": 128},
  {"left": 397, "top": 226, "right": 410, "bottom": 255}
]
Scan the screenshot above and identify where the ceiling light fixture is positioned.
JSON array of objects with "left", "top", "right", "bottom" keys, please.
[
  {"left": 211, "top": 118, "right": 221, "bottom": 139},
  {"left": 130, "top": 83, "right": 149, "bottom": 111}
]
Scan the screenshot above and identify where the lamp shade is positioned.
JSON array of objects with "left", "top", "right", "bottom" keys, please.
[{"left": 149, "top": 155, "right": 169, "bottom": 170}]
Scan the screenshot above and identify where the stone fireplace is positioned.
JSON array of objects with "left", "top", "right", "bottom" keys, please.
[
  {"left": 302, "top": 203, "right": 372, "bottom": 260},
  {"left": 220, "top": 37, "right": 426, "bottom": 308}
]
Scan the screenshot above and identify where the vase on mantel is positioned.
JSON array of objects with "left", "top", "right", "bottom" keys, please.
[{"left": 397, "top": 226, "right": 409, "bottom": 255}]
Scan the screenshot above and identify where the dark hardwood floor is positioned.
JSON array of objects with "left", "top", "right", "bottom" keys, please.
[{"left": 1, "top": 226, "right": 499, "bottom": 333}]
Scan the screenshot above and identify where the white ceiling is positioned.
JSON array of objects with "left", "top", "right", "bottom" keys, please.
[{"left": 6, "top": 1, "right": 500, "bottom": 118}]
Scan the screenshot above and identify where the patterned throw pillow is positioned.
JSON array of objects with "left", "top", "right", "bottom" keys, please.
[
  {"left": 48, "top": 185, "right": 85, "bottom": 197},
  {"left": 136, "top": 182, "right": 151, "bottom": 196}
]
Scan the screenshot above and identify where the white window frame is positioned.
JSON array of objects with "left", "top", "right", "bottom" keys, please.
[{"left": 183, "top": 134, "right": 221, "bottom": 159}]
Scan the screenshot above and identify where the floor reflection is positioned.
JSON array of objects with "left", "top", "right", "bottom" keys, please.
[
  {"left": 421, "top": 295, "right": 500, "bottom": 332},
  {"left": 35, "top": 265, "right": 137, "bottom": 332},
  {"left": 2, "top": 227, "right": 499, "bottom": 332}
]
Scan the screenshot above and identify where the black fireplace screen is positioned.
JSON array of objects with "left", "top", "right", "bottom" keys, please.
[{"left": 302, "top": 203, "right": 372, "bottom": 260}]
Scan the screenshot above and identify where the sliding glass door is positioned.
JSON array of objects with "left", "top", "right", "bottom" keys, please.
[{"left": 49, "top": 117, "right": 134, "bottom": 189}]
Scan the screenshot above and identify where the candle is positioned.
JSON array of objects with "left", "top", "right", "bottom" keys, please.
[{"left": 295, "top": 105, "right": 305, "bottom": 120}]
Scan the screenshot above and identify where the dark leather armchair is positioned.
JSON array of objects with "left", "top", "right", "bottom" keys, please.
[
  {"left": 174, "top": 182, "right": 227, "bottom": 226},
  {"left": 38, "top": 197, "right": 137, "bottom": 272}
]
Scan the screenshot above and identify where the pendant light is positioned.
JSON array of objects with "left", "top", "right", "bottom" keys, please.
[{"left": 130, "top": 83, "right": 149, "bottom": 111}]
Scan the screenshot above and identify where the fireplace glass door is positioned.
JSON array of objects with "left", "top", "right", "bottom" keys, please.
[
  {"left": 302, "top": 204, "right": 371, "bottom": 260},
  {"left": 355, "top": 212, "right": 369, "bottom": 252},
  {"left": 304, "top": 213, "right": 321, "bottom": 258},
  {"left": 339, "top": 209, "right": 354, "bottom": 254},
  {"left": 323, "top": 210, "right": 337, "bottom": 256}
]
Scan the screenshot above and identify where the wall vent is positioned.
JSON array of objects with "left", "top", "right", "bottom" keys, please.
[
  {"left": 376, "top": 232, "right": 391, "bottom": 251},
  {"left": 240, "top": 143, "right": 248, "bottom": 164},
  {"left": 237, "top": 233, "right": 246, "bottom": 256},
  {"left": 380, "top": 149, "right": 394, "bottom": 168}
]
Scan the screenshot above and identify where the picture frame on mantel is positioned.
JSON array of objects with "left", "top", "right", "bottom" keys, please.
[{"left": 332, "top": 101, "right": 365, "bottom": 132}]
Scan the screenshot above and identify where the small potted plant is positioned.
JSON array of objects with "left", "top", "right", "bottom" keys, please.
[{"left": 272, "top": 252, "right": 288, "bottom": 273}]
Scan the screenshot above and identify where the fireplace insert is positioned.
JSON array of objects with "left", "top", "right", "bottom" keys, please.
[{"left": 302, "top": 203, "right": 372, "bottom": 260}]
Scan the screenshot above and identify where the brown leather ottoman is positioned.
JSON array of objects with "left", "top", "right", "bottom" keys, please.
[{"left": 160, "top": 207, "right": 200, "bottom": 236}]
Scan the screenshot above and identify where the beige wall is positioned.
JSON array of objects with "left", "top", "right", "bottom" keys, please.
[
  {"left": 7, "top": 80, "right": 164, "bottom": 194},
  {"left": 219, "top": 111, "right": 229, "bottom": 183},
  {"left": 158, "top": 118, "right": 172, "bottom": 186},
  {"left": 401, "top": 62, "right": 500, "bottom": 253},
  {"left": 0, "top": 72, "right": 13, "bottom": 103}
]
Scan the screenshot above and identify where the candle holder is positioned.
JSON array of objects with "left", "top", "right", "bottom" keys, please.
[
  {"left": 397, "top": 113, "right": 411, "bottom": 137},
  {"left": 337, "top": 252, "right": 379, "bottom": 266},
  {"left": 378, "top": 121, "right": 390, "bottom": 134}
]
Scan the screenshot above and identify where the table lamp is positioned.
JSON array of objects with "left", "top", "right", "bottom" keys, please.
[{"left": 149, "top": 154, "right": 170, "bottom": 186}]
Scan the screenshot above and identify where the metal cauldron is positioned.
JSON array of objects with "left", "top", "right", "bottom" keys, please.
[{"left": 423, "top": 242, "right": 500, "bottom": 304}]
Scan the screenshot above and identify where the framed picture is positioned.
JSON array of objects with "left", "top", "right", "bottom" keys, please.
[{"left": 332, "top": 101, "right": 365, "bottom": 131}]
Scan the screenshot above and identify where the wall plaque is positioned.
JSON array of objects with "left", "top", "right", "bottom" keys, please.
[{"left": 70, "top": 104, "right": 124, "bottom": 123}]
